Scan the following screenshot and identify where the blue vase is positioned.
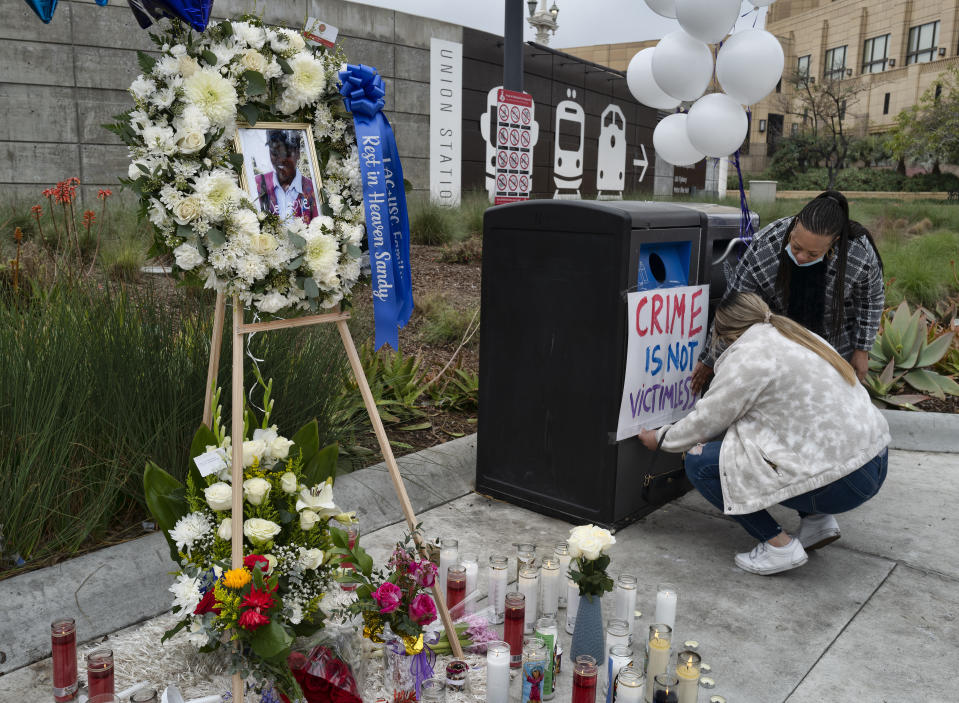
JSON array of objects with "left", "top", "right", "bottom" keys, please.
[{"left": 569, "top": 593, "right": 605, "bottom": 664}]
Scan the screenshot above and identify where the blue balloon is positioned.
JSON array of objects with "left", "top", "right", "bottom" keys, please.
[
  {"left": 126, "top": 0, "right": 214, "bottom": 33},
  {"left": 23, "top": 0, "right": 57, "bottom": 23}
]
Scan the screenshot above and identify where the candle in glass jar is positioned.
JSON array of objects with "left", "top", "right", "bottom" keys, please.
[
  {"left": 51, "top": 618, "right": 78, "bottom": 702},
  {"left": 504, "top": 592, "right": 526, "bottom": 668},
  {"left": 534, "top": 617, "right": 559, "bottom": 701},
  {"left": 518, "top": 566, "right": 540, "bottom": 633},
  {"left": 540, "top": 557, "right": 560, "bottom": 618},
  {"left": 566, "top": 577, "right": 580, "bottom": 634},
  {"left": 572, "top": 655, "right": 598, "bottom": 703},
  {"left": 447, "top": 565, "right": 467, "bottom": 611},
  {"left": 489, "top": 554, "right": 509, "bottom": 624},
  {"left": 461, "top": 552, "right": 479, "bottom": 613},
  {"left": 604, "top": 644, "right": 633, "bottom": 701},
  {"left": 615, "top": 574, "right": 638, "bottom": 636},
  {"left": 653, "top": 584, "right": 677, "bottom": 631},
  {"left": 674, "top": 651, "right": 701, "bottom": 703},
  {"left": 438, "top": 538, "right": 459, "bottom": 597},
  {"left": 614, "top": 666, "right": 646, "bottom": 703},
  {"left": 522, "top": 637, "right": 548, "bottom": 703},
  {"left": 516, "top": 543, "right": 536, "bottom": 573},
  {"left": 129, "top": 690, "right": 159, "bottom": 703},
  {"left": 554, "top": 542, "right": 571, "bottom": 608},
  {"left": 605, "top": 618, "right": 630, "bottom": 656},
  {"left": 644, "top": 624, "right": 672, "bottom": 703},
  {"left": 652, "top": 674, "right": 679, "bottom": 703},
  {"left": 86, "top": 648, "right": 115, "bottom": 698},
  {"left": 486, "top": 640, "right": 511, "bottom": 703}
]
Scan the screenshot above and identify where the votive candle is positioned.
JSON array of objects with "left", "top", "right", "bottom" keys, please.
[
  {"left": 614, "top": 666, "right": 646, "bottom": 703},
  {"left": 572, "top": 654, "right": 598, "bottom": 703},
  {"left": 675, "top": 651, "right": 701, "bottom": 703},
  {"left": 566, "top": 578, "right": 581, "bottom": 634},
  {"left": 534, "top": 617, "right": 559, "bottom": 701},
  {"left": 438, "top": 538, "right": 459, "bottom": 597},
  {"left": 615, "top": 574, "right": 638, "bottom": 637},
  {"left": 555, "top": 542, "right": 571, "bottom": 608},
  {"left": 489, "top": 554, "right": 509, "bottom": 624},
  {"left": 420, "top": 677, "right": 446, "bottom": 702},
  {"left": 86, "top": 648, "right": 115, "bottom": 698},
  {"left": 522, "top": 637, "right": 548, "bottom": 703},
  {"left": 652, "top": 674, "right": 679, "bottom": 703},
  {"left": 644, "top": 624, "right": 672, "bottom": 703},
  {"left": 461, "top": 552, "right": 479, "bottom": 613},
  {"left": 447, "top": 565, "right": 467, "bottom": 612},
  {"left": 604, "top": 644, "right": 633, "bottom": 700},
  {"left": 130, "top": 690, "right": 159, "bottom": 703},
  {"left": 540, "top": 557, "right": 560, "bottom": 618},
  {"left": 486, "top": 640, "right": 511, "bottom": 703},
  {"left": 51, "top": 618, "right": 78, "bottom": 702},
  {"left": 653, "top": 584, "right": 677, "bottom": 631},
  {"left": 517, "top": 543, "right": 536, "bottom": 574},
  {"left": 518, "top": 566, "right": 540, "bottom": 633},
  {"left": 504, "top": 592, "right": 526, "bottom": 668}
]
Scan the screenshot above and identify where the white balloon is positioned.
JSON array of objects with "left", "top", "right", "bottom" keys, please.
[
  {"left": 686, "top": 93, "right": 748, "bottom": 158},
  {"left": 627, "top": 48, "right": 682, "bottom": 110},
  {"left": 653, "top": 113, "right": 704, "bottom": 167},
  {"left": 644, "top": 0, "right": 677, "bottom": 19},
  {"left": 675, "top": 0, "right": 740, "bottom": 45},
  {"left": 716, "top": 28, "right": 785, "bottom": 105},
  {"left": 651, "top": 31, "right": 714, "bottom": 102}
]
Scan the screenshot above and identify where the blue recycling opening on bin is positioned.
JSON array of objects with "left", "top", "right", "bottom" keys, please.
[{"left": 637, "top": 241, "right": 691, "bottom": 291}]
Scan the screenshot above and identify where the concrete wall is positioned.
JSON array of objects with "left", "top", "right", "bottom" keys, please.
[{"left": 0, "top": 0, "right": 461, "bottom": 206}]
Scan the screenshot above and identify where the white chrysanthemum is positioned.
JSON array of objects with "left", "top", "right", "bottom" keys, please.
[
  {"left": 182, "top": 68, "right": 238, "bottom": 126},
  {"left": 153, "top": 55, "right": 180, "bottom": 77},
  {"left": 193, "top": 170, "right": 243, "bottom": 217},
  {"left": 340, "top": 258, "right": 362, "bottom": 283},
  {"left": 256, "top": 290, "right": 288, "bottom": 314},
  {"left": 169, "top": 574, "right": 202, "bottom": 612},
  {"left": 130, "top": 75, "right": 156, "bottom": 100},
  {"left": 169, "top": 511, "right": 212, "bottom": 553},
  {"left": 277, "top": 53, "right": 325, "bottom": 114},
  {"left": 173, "top": 243, "right": 204, "bottom": 271},
  {"left": 211, "top": 43, "right": 239, "bottom": 67},
  {"left": 270, "top": 28, "right": 305, "bottom": 53},
  {"left": 148, "top": 203, "right": 171, "bottom": 228},
  {"left": 233, "top": 21, "right": 266, "bottom": 49},
  {"left": 141, "top": 124, "right": 177, "bottom": 155},
  {"left": 303, "top": 230, "right": 338, "bottom": 282},
  {"left": 237, "top": 255, "right": 268, "bottom": 282},
  {"left": 175, "top": 104, "right": 211, "bottom": 133},
  {"left": 149, "top": 87, "right": 177, "bottom": 110},
  {"left": 230, "top": 209, "right": 260, "bottom": 238},
  {"left": 169, "top": 44, "right": 187, "bottom": 58}
]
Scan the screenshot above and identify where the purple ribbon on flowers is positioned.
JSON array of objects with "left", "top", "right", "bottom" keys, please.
[{"left": 387, "top": 636, "right": 437, "bottom": 699}]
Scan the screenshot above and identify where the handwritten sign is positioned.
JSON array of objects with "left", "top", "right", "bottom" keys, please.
[{"left": 616, "top": 284, "right": 709, "bottom": 441}]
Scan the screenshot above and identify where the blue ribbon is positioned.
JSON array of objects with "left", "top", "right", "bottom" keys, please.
[
  {"left": 125, "top": 0, "right": 213, "bottom": 32},
  {"left": 24, "top": 0, "right": 107, "bottom": 25},
  {"left": 339, "top": 64, "right": 414, "bottom": 351}
]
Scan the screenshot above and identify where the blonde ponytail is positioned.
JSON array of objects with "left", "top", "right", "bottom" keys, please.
[{"left": 714, "top": 292, "right": 857, "bottom": 386}]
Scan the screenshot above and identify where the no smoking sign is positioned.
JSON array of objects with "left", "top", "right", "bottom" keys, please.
[{"left": 494, "top": 88, "right": 536, "bottom": 205}]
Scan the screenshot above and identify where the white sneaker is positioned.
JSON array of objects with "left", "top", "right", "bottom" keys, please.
[
  {"left": 735, "top": 538, "right": 808, "bottom": 575},
  {"left": 797, "top": 514, "right": 841, "bottom": 551}
]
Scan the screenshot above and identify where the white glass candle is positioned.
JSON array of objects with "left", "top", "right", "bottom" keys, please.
[
  {"left": 615, "top": 574, "right": 638, "bottom": 637},
  {"left": 603, "top": 644, "right": 634, "bottom": 698},
  {"left": 675, "top": 650, "right": 701, "bottom": 703},
  {"left": 518, "top": 566, "right": 540, "bottom": 633},
  {"left": 565, "top": 578, "right": 580, "bottom": 634},
  {"left": 438, "top": 538, "right": 458, "bottom": 598},
  {"left": 654, "top": 583, "right": 677, "bottom": 631},
  {"left": 644, "top": 624, "right": 672, "bottom": 703},
  {"left": 516, "top": 543, "right": 536, "bottom": 577},
  {"left": 554, "top": 542, "right": 571, "bottom": 608},
  {"left": 540, "top": 557, "right": 560, "bottom": 618},
  {"left": 616, "top": 666, "right": 646, "bottom": 703},
  {"left": 486, "top": 640, "right": 511, "bottom": 703},
  {"left": 461, "top": 552, "right": 478, "bottom": 614},
  {"left": 488, "top": 554, "right": 509, "bottom": 624}
]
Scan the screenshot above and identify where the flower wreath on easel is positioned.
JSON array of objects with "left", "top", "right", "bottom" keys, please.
[{"left": 108, "top": 15, "right": 366, "bottom": 314}]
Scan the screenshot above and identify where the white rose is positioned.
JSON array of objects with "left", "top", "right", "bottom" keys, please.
[
  {"left": 299, "top": 509, "right": 320, "bottom": 531},
  {"left": 568, "top": 524, "right": 616, "bottom": 561},
  {"left": 204, "top": 482, "right": 233, "bottom": 511},
  {"left": 280, "top": 471, "right": 299, "bottom": 494},
  {"left": 242, "top": 439, "right": 267, "bottom": 467},
  {"left": 288, "top": 31, "right": 306, "bottom": 51},
  {"left": 270, "top": 436, "right": 294, "bottom": 461},
  {"left": 177, "top": 129, "right": 206, "bottom": 154},
  {"left": 298, "top": 547, "right": 324, "bottom": 570},
  {"left": 217, "top": 517, "right": 232, "bottom": 540},
  {"left": 242, "top": 477, "right": 272, "bottom": 506},
  {"left": 172, "top": 196, "right": 203, "bottom": 224},
  {"left": 178, "top": 55, "right": 200, "bottom": 77},
  {"left": 243, "top": 518, "right": 282, "bottom": 545},
  {"left": 231, "top": 209, "right": 260, "bottom": 238},
  {"left": 173, "top": 243, "right": 204, "bottom": 270},
  {"left": 239, "top": 49, "right": 269, "bottom": 74},
  {"left": 246, "top": 231, "right": 277, "bottom": 254},
  {"left": 263, "top": 554, "right": 278, "bottom": 574}
]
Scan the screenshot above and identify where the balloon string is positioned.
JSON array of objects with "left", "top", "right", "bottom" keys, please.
[
  {"left": 245, "top": 311, "right": 268, "bottom": 415},
  {"left": 733, "top": 144, "right": 754, "bottom": 244}
]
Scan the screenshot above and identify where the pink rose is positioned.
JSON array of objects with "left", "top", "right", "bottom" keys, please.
[
  {"left": 411, "top": 561, "right": 437, "bottom": 589},
  {"left": 372, "top": 582, "right": 403, "bottom": 614},
  {"left": 408, "top": 593, "right": 437, "bottom": 626}
]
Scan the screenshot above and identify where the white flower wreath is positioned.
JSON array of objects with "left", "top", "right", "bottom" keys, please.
[{"left": 110, "top": 16, "right": 365, "bottom": 314}]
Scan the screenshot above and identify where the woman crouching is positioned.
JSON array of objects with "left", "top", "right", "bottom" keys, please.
[{"left": 639, "top": 291, "right": 890, "bottom": 575}]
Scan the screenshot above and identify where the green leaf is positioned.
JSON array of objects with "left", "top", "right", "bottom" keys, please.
[
  {"left": 243, "top": 70, "right": 267, "bottom": 96},
  {"left": 205, "top": 227, "right": 226, "bottom": 247},
  {"left": 398, "top": 422, "right": 431, "bottom": 431},
  {"left": 137, "top": 50, "right": 156, "bottom": 73},
  {"left": 303, "top": 277, "right": 319, "bottom": 299},
  {"left": 228, "top": 152, "right": 244, "bottom": 171},
  {"left": 285, "top": 256, "right": 304, "bottom": 271},
  {"left": 143, "top": 461, "right": 188, "bottom": 563},
  {"left": 276, "top": 56, "right": 293, "bottom": 74},
  {"left": 290, "top": 419, "right": 320, "bottom": 464},
  {"left": 202, "top": 49, "right": 218, "bottom": 66},
  {"left": 903, "top": 369, "right": 949, "bottom": 399},
  {"left": 917, "top": 331, "right": 955, "bottom": 368},
  {"left": 176, "top": 224, "right": 194, "bottom": 240},
  {"left": 238, "top": 103, "right": 259, "bottom": 126},
  {"left": 160, "top": 617, "right": 190, "bottom": 644},
  {"left": 302, "top": 442, "right": 339, "bottom": 486},
  {"left": 219, "top": 20, "right": 234, "bottom": 36},
  {"left": 346, "top": 244, "right": 362, "bottom": 258},
  {"left": 329, "top": 526, "right": 348, "bottom": 549},
  {"left": 249, "top": 620, "right": 293, "bottom": 662},
  {"left": 137, "top": 163, "right": 152, "bottom": 174},
  {"left": 289, "top": 233, "right": 307, "bottom": 248},
  {"left": 191, "top": 423, "right": 218, "bottom": 460}
]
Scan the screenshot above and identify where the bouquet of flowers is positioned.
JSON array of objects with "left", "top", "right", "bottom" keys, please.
[
  {"left": 143, "top": 381, "right": 355, "bottom": 698},
  {"left": 567, "top": 524, "right": 617, "bottom": 599}
]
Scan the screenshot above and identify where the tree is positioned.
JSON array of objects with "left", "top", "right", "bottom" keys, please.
[
  {"left": 778, "top": 70, "right": 869, "bottom": 188},
  {"left": 890, "top": 65, "right": 959, "bottom": 173}
]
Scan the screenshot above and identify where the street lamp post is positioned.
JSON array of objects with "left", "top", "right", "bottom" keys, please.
[{"left": 527, "top": 0, "right": 559, "bottom": 45}]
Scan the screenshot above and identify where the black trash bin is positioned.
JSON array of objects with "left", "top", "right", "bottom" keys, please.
[{"left": 476, "top": 200, "right": 711, "bottom": 529}]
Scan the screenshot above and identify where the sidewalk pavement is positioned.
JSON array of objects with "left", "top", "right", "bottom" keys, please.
[{"left": 1, "top": 442, "right": 956, "bottom": 702}]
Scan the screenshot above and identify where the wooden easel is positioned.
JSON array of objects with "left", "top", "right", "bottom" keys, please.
[{"left": 201, "top": 291, "right": 463, "bottom": 702}]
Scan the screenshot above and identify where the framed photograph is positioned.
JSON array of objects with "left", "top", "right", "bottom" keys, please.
[{"left": 235, "top": 122, "right": 323, "bottom": 225}]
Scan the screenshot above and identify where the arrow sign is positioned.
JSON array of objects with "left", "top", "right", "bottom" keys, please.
[{"left": 632, "top": 143, "right": 649, "bottom": 183}]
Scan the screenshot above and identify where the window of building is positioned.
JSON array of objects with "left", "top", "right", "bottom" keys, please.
[
  {"left": 797, "top": 54, "right": 811, "bottom": 81},
  {"left": 862, "top": 34, "right": 890, "bottom": 73},
  {"left": 824, "top": 45, "right": 847, "bottom": 79},
  {"left": 883, "top": 92, "right": 891, "bottom": 114},
  {"left": 907, "top": 20, "right": 940, "bottom": 64}
]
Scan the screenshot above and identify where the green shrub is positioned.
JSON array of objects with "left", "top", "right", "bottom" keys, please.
[
  {"left": 459, "top": 191, "right": 490, "bottom": 236},
  {"left": 731, "top": 168, "right": 959, "bottom": 193},
  {"left": 879, "top": 229, "right": 959, "bottom": 309},
  {"left": 409, "top": 197, "right": 465, "bottom": 245},
  {"left": 418, "top": 295, "right": 479, "bottom": 347},
  {"left": 438, "top": 236, "right": 482, "bottom": 265}
]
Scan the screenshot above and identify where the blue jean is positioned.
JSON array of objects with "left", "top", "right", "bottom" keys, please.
[{"left": 684, "top": 441, "right": 888, "bottom": 542}]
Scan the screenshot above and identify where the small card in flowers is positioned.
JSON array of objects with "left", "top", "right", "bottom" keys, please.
[{"left": 194, "top": 448, "right": 228, "bottom": 477}]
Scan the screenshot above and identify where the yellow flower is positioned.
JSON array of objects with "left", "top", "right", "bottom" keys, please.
[{"left": 223, "top": 568, "right": 251, "bottom": 589}]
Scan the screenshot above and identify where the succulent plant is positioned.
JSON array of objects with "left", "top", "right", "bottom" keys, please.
[{"left": 866, "top": 301, "right": 959, "bottom": 407}]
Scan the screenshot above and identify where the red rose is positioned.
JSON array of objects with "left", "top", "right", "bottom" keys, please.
[
  {"left": 244, "top": 554, "right": 270, "bottom": 573},
  {"left": 193, "top": 588, "right": 220, "bottom": 615}
]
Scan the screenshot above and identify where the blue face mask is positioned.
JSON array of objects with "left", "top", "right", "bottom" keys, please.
[{"left": 786, "top": 244, "right": 825, "bottom": 267}]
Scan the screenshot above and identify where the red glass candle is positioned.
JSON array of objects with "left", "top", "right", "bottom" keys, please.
[
  {"left": 86, "top": 648, "right": 114, "bottom": 697},
  {"left": 51, "top": 618, "right": 78, "bottom": 702},
  {"left": 341, "top": 523, "right": 359, "bottom": 591},
  {"left": 447, "top": 565, "right": 467, "bottom": 610},
  {"left": 504, "top": 591, "right": 526, "bottom": 668},
  {"left": 571, "top": 654, "right": 598, "bottom": 703}
]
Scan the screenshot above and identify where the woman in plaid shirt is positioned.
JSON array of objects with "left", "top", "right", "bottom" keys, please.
[{"left": 692, "top": 190, "right": 884, "bottom": 393}]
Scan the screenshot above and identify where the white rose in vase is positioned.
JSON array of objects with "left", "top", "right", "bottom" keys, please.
[
  {"left": 568, "top": 523, "right": 616, "bottom": 561},
  {"left": 243, "top": 518, "right": 282, "bottom": 546},
  {"left": 204, "top": 482, "right": 233, "bottom": 511},
  {"left": 242, "top": 477, "right": 272, "bottom": 505},
  {"left": 269, "top": 436, "right": 294, "bottom": 461},
  {"left": 242, "top": 439, "right": 267, "bottom": 467},
  {"left": 280, "top": 471, "right": 299, "bottom": 494},
  {"left": 299, "top": 509, "right": 320, "bottom": 531},
  {"left": 298, "top": 547, "right": 325, "bottom": 570}
]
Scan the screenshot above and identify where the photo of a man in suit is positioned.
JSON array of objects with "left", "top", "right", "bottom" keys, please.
[{"left": 254, "top": 130, "right": 320, "bottom": 224}]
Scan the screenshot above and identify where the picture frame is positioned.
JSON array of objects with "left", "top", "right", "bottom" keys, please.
[{"left": 234, "top": 122, "right": 323, "bottom": 225}]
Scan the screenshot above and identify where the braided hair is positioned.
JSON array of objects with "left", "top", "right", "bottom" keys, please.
[{"left": 774, "top": 190, "right": 883, "bottom": 341}]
